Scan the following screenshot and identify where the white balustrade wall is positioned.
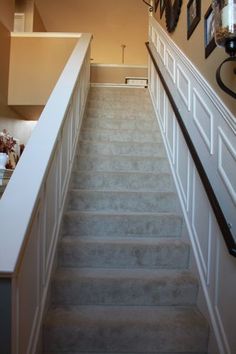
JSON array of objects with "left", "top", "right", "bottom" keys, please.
[
  {"left": 0, "top": 32, "right": 92, "bottom": 354},
  {"left": 148, "top": 16, "right": 236, "bottom": 354}
]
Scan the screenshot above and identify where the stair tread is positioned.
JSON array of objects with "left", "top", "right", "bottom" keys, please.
[
  {"left": 45, "top": 305, "right": 207, "bottom": 328},
  {"left": 44, "top": 306, "right": 208, "bottom": 353},
  {"left": 60, "top": 235, "right": 188, "bottom": 245},
  {"left": 54, "top": 267, "right": 197, "bottom": 282},
  {"left": 69, "top": 189, "right": 177, "bottom": 195},
  {"left": 72, "top": 170, "right": 172, "bottom": 177}
]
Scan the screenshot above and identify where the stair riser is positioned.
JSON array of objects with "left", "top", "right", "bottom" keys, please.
[
  {"left": 62, "top": 213, "right": 182, "bottom": 237},
  {"left": 71, "top": 172, "right": 174, "bottom": 192},
  {"left": 59, "top": 239, "right": 190, "bottom": 269},
  {"left": 68, "top": 191, "right": 179, "bottom": 213},
  {"left": 75, "top": 156, "right": 170, "bottom": 173},
  {"left": 52, "top": 276, "right": 198, "bottom": 306},
  {"left": 83, "top": 118, "right": 158, "bottom": 131},
  {"left": 80, "top": 129, "right": 161, "bottom": 143},
  {"left": 78, "top": 141, "right": 165, "bottom": 157}
]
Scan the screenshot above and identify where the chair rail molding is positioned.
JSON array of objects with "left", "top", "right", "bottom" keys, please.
[{"left": 148, "top": 16, "right": 236, "bottom": 354}]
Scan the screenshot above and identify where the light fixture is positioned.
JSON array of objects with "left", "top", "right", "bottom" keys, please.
[
  {"left": 212, "top": 0, "right": 236, "bottom": 98},
  {"left": 142, "top": 0, "right": 154, "bottom": 12}
]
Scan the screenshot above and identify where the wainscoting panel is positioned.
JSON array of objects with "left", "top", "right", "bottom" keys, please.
[
  {"left": 218, "top": 128, "right": 236, "bottom": 206},
  {"left": 193, "top": 89, "right": 214, "bottom": 154},
  {"left": 176, "top": 127, "right": 190, "bottom": 210},
  {"left": 149, "top": 16, "right": 236, "bottom": 354},
  {"left": 176, "top": 64, "right": 191, "bottom": 111},
  {"left": 166, "top": 100, "right": 176, "bottom": 164}
]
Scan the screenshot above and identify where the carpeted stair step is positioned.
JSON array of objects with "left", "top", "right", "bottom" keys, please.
[
  {"left": 62, "top": 211, "right": 183, "bottom": 237},
  {"left": 58, "top": 237, "right": 190, "bottom": 269},
  {"left": 89, "top": 87, "right": 150, "bottom": 102},
  {"left": 83, "top": 116, "right": 158, "bottom": 130},
  {"left": 86, "top": 108, "right": 156, "bottom": 121},
  {"left": 78, "top": 140, "right": 165, "bottom": 157},
  {"left": 67, "top": 190, "right": 180, "bottom": 213},
  {"left": 79, "top": 128, "right": 161, "bottom": 143},
  {"left": 75, "top": 155, "right": 170, "bottom": 173},
  {"left": 87, "top": 101, "right": 154, "bottom": 114},
  {"left": 51, "top": 268, "right": 198, "bottom": 306},
  {"left": 71, "top": 171, "right": 175, "bottom": 191},
  {"left": 44, "top": 352, "right": 207, "bottom": 354},
  {"left": 43, "top": 306, "right": 209, "bottom": 353}
]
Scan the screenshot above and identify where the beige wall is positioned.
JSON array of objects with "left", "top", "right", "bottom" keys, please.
[
  {"left": 0, "top": 0, "right": 15, "bottom": 31},
  {"left": 33, "top": 4, "right": 46, "bottom": 32},
  {"left": 35, "top": 0, "right": 148, "bottom": 65},
  {"left": 8, "top": 36, "right": 77, "bottom": 105},
  {"left": 153, "top": 1, "right": 236, "bottom": 115},
  {"left": 91, "top": 65, "right": 148, "bottom": 84},
  {"left": 0, "top": 4, "right": 22, "bottom": 119}
]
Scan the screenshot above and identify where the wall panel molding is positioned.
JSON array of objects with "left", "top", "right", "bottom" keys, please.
[
  {"left": 218, "top": 128, "right": 236, "bottom": 206},
  {"left": 193, "top": 89, "right": 214, "bottom": 154},
  {"left": 149, "top": 16, "right": 236, "bottom": 354}
]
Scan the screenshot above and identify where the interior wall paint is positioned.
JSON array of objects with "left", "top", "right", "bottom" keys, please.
[
  {"left": 0, "top": 0, "right": 15, "bottom": 31},
  {"left": 33, "top": 4, "right": 46, "bottom": 32},
  {"left": 35, "top": 0, "right": 148, "bottom": 65},
  {"left": 0, "top": 22, "right": 12, "bottom": 108},
  {"left": 153, "top": 0, "right": 236, "bottom": 116},
  {"left": 8, "top": 37, "right": 77, "bottom": 105},
  {"left": 0, "top": 1, "right": 24, "bottom": 120},
  {"left": 91, "top": 65, "right": 148, "bottom": 84}
]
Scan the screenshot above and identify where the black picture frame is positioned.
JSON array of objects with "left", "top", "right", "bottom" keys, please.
[
  {"left": 204, "top": 5, "right": 216, "bottom": 58},
  {"left": 187, "top": 0, "right": 201, "bottom": 39},
  {"left": 160, "top": 0, "right": 165, "bottom": 18}
]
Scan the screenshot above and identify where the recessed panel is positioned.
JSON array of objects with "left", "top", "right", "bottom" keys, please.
[
  {"left": 177, "top": 64, "right": 191, "bottom": 111},
  {"left": 166, "top": 100, "right": 175, "bottom": 163},
  {"left": 192, "top": 170, "right": 211, "bottom": 279},
  {"left": 159, "top": 82, "right": 165, "bottom": 131},
  {"left": 17, "top": 211, "right": 40, "bottom": 354},
  {"left": 176, "top": 128, "right": 190, "bottom": 208},
  {"left": 45, "top": 153, "right": 59, "bottom": 274},
  {"left": 218, "top": 128, "right": 236, "bottom": 205},
  {"left": 166, "top": 48, "right": 176, "bottom": 83},
  {"left": 158, "top": 37, "right": 165, "bottom": 64},
  {"left": 193, "top": 89, "right": 213, "bottom": 154}
]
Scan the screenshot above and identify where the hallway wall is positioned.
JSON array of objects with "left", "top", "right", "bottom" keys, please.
[
  {"left": 153, "top": 0, "right": 236, "bottom": 117},
  {"left": 35, "top": 0, "right": 148, "bottom": 65}
]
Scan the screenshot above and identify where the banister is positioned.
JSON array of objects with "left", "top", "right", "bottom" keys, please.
[
  {"left": 0, "top": 33, "right": 92, "bottom": 274},
  {"left": 146, "top": 41, "right": 236, "bottom": 258}
]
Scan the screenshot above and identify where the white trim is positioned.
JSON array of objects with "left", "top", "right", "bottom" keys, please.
[
  {"left": 11, "top": 32, "right": 82, "bottom": 38},
  {"left": 90, "top": 83, "right": 146, "bottom": 89},
  {"left": 91, "top": 63, "right": 148, "bottom": 69},
  {"left": 149, "top": 16, "right": 236, "bottom": 134}
]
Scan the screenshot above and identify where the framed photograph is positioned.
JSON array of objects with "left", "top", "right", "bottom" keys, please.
[
  {"left": 160, "top": 0, "right": 165, "bottom": 18},
  {"left": 204, "top": 5, "right": 216, "bottom": 58},
  {"left": 187, "top": 0, "right": 201, "bottom": 39}
]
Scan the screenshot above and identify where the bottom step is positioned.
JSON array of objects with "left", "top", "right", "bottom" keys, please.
[
  {"left": 44, "top": 352, "right": 207, "bottom": 354},
  {"left": 44, "top": 306, "right": 208, "bottom": 353}
]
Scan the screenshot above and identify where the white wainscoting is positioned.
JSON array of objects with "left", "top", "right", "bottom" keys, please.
[
  {"left": 148, "top": 17, "right": 236, "bottom": 354},
  {"left": 0, "top": 33, "right": 91, "bottom": 354}
]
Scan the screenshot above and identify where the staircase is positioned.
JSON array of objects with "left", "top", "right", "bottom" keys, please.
[{"left": 43, "top": 87, "right": 209, "bottom": 354}]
